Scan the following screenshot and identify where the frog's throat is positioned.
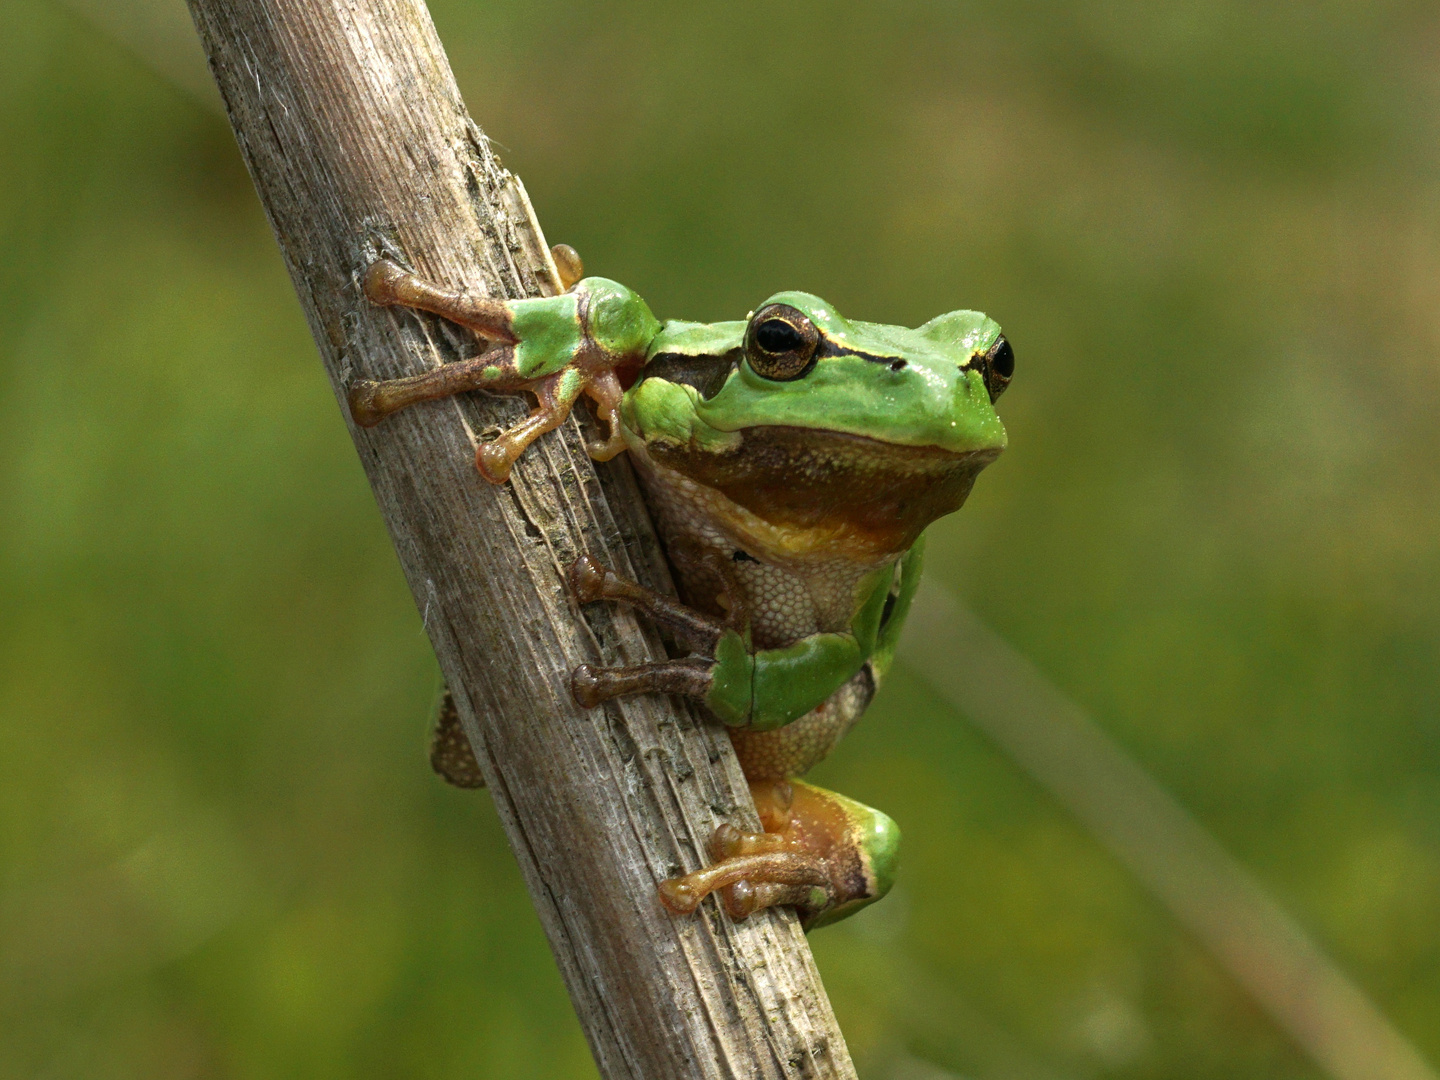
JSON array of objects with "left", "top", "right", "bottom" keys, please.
[{"left": 636, "top": 426, "right": 1000, "bottom": 561}]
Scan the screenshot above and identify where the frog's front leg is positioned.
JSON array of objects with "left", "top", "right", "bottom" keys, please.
[
  {"left": 350, "top": 257, "right": 655, "bottom": 482},
  {"left": 565, "top": 553, "right": 778, "bottom": 720}
]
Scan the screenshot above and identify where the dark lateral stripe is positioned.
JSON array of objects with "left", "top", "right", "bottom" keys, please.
[
  {"left": 816, "top": 339, "right": 904, "bottom": 365},
  {"left": 820, "top": 338, "right": 986, "bottom": 369},
  {"left": 638, "top": 349, "right": 740, "bottom": 399}
]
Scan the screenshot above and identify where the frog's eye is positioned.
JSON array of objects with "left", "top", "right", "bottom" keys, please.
[
  {"left": 745, "top": 304, "right": 820, "bottom": 381},
  {"left": 982, "top": 335, "right": 1014, "bottom": 402}
]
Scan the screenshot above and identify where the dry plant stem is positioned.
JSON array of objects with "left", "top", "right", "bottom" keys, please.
[{"left": 184, "top": 1, "right": 858, "bottom": 1077}]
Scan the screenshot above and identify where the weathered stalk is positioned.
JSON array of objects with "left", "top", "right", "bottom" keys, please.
[{"left": 184, "top": 1, "right": 858, "bottom": 1077}]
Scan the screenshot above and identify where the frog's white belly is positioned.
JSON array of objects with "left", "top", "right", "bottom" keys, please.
[
  {"left": 628, "top": 444, "right": 888, "bottom": 778},
  {"left": 627, "top": 444, "right": 888, "bottom": 649}
]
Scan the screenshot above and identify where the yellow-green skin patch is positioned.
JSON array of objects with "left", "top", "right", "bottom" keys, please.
[
  {"left": 704, "top": 560, "right": 895, "bottom": 730},
  {"left": 506, "top": 279, "right": 661, "bottom": 380},
  {"left": 802, "top": 783, "right": 902, "bottom": 928},
  {"left": 508, "top": 293, "right": 583, "bottom": 378}
]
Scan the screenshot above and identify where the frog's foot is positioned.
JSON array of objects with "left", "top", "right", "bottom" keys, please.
[
  {"left": 351, "top": 258, "right": 627, "bottom": 483},
  {"left": 658, "top": 779, "right": 900, "bottom": 929},
  {"left": 567, "top": 555, "right": 730, "bottom": 707},
  {"left": 569, "top": 556, "right": 725, "bottom": 649},
  {"left": 570, "top": 657, "right": 715, "bottom": 709},
  {"left": 578, "top": 368, "right": 628, "bottom": 463},
  {"left": 429, "top": 689, "right": 486, "bottom": 789},
  {"left": 351, "top": 357, "right": 586, "bottom": 483},
  {"left": 472, "top": 369, "right": 591, "bottom": 483},
  {"left": 656, "top": 824, "right": 834, "bottom": 922}
]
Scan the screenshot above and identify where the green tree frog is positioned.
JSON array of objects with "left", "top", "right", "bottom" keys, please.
[{"left": 351, "top": 246, "right": 1011, "bottom": 929}]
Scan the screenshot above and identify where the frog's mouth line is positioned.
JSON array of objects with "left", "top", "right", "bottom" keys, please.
[{"left": 648, "top": 425, "right": 1002, "bottom": 555}]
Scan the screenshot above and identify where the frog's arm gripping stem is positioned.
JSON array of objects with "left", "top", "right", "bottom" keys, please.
[{"left": 349, "top": 250, "right": 623, "bottom": 483}]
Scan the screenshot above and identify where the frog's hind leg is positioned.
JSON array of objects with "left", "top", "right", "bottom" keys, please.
[
  {"left": 659, "top": 779, "right": 900, "bottom": 929},
  {"left": 566, "top": 555, "right": 731, "bottom": 708}
]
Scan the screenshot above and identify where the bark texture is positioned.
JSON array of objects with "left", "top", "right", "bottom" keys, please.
[{"left": 184, "top": 1, "right": 858, "bottom": 1078}]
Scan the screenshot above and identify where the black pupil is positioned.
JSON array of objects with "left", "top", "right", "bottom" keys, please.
[
  {"left": 990, "top": 337, "right": 1014, "bottom": 378},
  {"left": 756, "top": 319, "right": 803, "bottom": 353}
]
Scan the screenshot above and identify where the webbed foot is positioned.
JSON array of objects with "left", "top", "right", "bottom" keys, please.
[
  {"left": 658, "top": 779, "right": 900, "bottom": 929},
  {"left": 350, "top": 249, "right": 635, "bottom": 483}
]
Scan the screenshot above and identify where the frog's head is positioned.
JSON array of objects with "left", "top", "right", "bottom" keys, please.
[{"left": 624, "top": 292, "right": 1011, "bottom": 558}]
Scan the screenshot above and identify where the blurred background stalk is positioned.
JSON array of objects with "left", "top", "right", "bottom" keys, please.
[{"left": 904, "top": 585, "right": 1437, "bottom": 1080}]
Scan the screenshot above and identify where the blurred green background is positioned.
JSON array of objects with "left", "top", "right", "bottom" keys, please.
[{"left": 3, "top": 0, "right": 1439, "bottom": 1077}]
